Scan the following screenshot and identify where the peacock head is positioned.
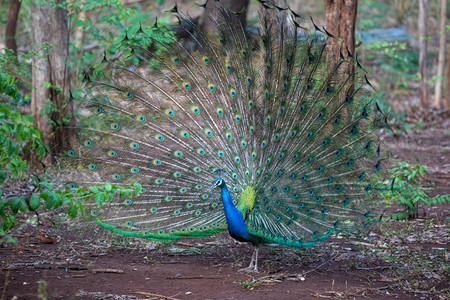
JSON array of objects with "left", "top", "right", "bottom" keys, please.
[{"left": 212, "top": 177, "right": 226, "bottom": 188}]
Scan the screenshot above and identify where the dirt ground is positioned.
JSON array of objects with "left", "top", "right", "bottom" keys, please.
[{"left": 1, "top": 125, "right": 449, "bottom": 300}]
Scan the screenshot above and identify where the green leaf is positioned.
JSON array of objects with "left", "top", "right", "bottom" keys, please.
[
  {"left": 52, "top": 193, "right": 62, "bottom": 208},
  {"left": 39, "top": 182, "right": 53, "bottom": 190},
  {"left": 29, "top": 194, "right": 41, "bottom": 211},
  {"left": 11, "top": 111, "right": 21, "bottom": 124},
  {"left": 2, "top": 213, "right": 16, "bottom": 231},
  {"left": 0, "top": 171, "right": 6, "bottom": 184},
  {"left": 89, "top": 186, "right": 99, "bottom": 193},
  {"left": 45, "top": 197, "right": 53, "bottom": 210},
  {"left": 94, "top": 192, "right": 105, "bottom": 207},
  {"left": 76, "top": 200, "right": 84, "bottom": 215},
  {"left": 68, "top": 202, "right": 77, "bottom": 218},
  {"left": 75, "top": 19, "right": 84, "bottom": 27},
  {"left": 106, "top": 192, "right": 113, "bottom": 202},
  {"left": 18, "top": 197, "right": 27, "bottom": 213},
  {"left": 10, "top": 197, "right": 20, "bottom": 214}
]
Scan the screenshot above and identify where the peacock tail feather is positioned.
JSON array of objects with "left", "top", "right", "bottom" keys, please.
[{"left": 64, "top": 2, "right": 386, "bottom": 248}]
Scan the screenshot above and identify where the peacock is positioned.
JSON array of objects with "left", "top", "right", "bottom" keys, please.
[{"left": 64, "top": 1, "right": 386, "bottom": 272}]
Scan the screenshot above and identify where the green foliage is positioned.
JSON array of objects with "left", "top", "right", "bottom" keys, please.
[
  {"left": 66, "top": 182, "right": 142, "bottom": 219},
  {"left": 1, "top": 175, "right": 141, "bottom": 237},
  {"left": 66, "top": 0, "right": 173, "bottom": 80},
  {"left": 235, "top": 276, "right": 264, "bottom": 290},
  {"left": 381, "top": 162, "right": 450, "bottom": 220},
  {"left": 37, "top": 280, "right": 48, "bottom": 300},
  {"left": 0, "top": 0, "right": 176, "bottom": 237},
  {"left": 0, "top": 45, "right": 53, "bottom": 92},
  {"left": 0, "top": 74, "right": 47, "bottom": 179},
  {"left": 0, "top": 74, "right": 142, "bottom": 236},
  {"left": 0, "top": 73, "right": 47, "bottom": 234},
  {"left": 358, "top": 1, "right": 391, "bottom": 30},
  {"left": 362, "top": 41, "right": 418, "bottom": 90}
]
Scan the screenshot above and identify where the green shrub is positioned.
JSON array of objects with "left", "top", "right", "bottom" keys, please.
[
  {"left": 0, "top": 73, "right": 48, "bottom": 233},
  {"left": 382, "top": 161, "right": 450, "bottom": 220}
]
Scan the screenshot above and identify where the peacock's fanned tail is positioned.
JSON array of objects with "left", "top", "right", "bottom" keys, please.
[{"left": 64, "top": 3, "right": 386, "bottom": 247}]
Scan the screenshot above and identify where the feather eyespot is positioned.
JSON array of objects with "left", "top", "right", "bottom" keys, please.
[
  {"left": 165, "top": 109, "right": 174, "bottom": 117},
  {"left": 204, "top": 128, "right": 213, "bottom": 136}
]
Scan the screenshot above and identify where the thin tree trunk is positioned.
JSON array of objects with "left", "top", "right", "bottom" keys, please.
[
  {"left": 433, "top": 0, "right": 447, "bottom": 108},
  {"left": 31, "top": 0, "right": 72, "bottom": 164},
  {"left": 341, "top": 0, "right": 357, "bottom": 59},
  {"left": 324, "top": 0, "right": 358, "bottom": 110},
  {"left": 73, "top": 9, "right": 87, "bottom": 80},
  {"left": 324, "top": 0, "right": 341, "bottom": 63},
  {"left": 418, "top": 0, "right": 428, "bottom": 108},
  {"left": 5, "top": 0, "right": 21, "bottom": 55},
  {"left": 445, "top": 48, "right": 450, "bottom": 109},
  {"left": 396, "top": 0, "right": 406, "bottom": 24},
  {"left": 324, "top": 0, "right": 358, "bottom": 67}
]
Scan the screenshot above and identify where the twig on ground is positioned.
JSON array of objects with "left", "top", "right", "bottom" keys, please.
[
  {"left": 133, "top": 291, "right": 180, "bottom": 300},
  {"left": 91, "top": 268, "right": 124, "bottom": 274}
]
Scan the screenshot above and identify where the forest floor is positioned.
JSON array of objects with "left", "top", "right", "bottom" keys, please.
[{"left": 1, "top": 112, "right": 449, "bottom": 300}]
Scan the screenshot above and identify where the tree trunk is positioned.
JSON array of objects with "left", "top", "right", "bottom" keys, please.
[
  {"left": 324, "top": 0, "right": 358, "bottom": 109},
  {"left": 30, "top": 0, "right": 72, "bottom": 164},
  {"left": 201, "top": 0, "right": 249, "bottom": 34},
  {"left": 445, "top": 48, "right": 450, "bottom": 109},
  {"left": 433, "top": 0, "right": 447, "bottom": 108},
  {"left": 5, "top": 0, "right": 21, "bottom": 55},
  {"left": 418, "top": 0, "right": 428, "bottom": 108},
  {"left": 324, "top": 0, "right": 358, "bottom": 64},
  {"left": 396, "top": 0, "right": 406, "bottom": 24}
]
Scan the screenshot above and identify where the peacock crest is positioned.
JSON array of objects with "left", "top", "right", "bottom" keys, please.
[{"left": 63, "top": 1, "right": 386, "bottom": 270}]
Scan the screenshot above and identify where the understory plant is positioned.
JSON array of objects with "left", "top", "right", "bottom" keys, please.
[
  {"left": 381, "top": 161, "right": 450, "bottom": 220},
  {"left": 0, "top": 73, "right": 141, "bottom": 238}
]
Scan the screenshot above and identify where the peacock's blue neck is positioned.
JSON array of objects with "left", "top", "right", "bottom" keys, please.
[{"left": 220, "top": 183, "right": 254, "bottom": 243}]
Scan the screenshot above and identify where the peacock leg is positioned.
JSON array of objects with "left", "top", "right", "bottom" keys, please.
[
  {"left": 252, "top": 247, "right": 259, "bottom": 272},
  {"left": 239, "top": 246, "right": 259, "bottom": 273}
]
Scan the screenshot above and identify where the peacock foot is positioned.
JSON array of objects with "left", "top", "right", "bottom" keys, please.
[
  {"left": 238, "top": 266, "right": 259, "bottom": 273},
  {"left": 238, "top": 247, "right": 259, "bottom": 273}
]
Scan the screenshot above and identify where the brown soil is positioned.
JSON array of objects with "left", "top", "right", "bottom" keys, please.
[{"left": 1, "top": 130, "right": 449, "bottom": 300}]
